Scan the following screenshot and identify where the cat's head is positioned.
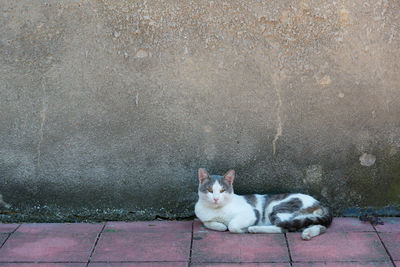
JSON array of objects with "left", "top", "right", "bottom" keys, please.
[{"left": 197, "top": 168, "right": 235, "bottom": 207}]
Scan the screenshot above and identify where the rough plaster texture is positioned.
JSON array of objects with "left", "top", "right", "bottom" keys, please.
[{"left": 1, "top": 0, "right": 400, "bottom": 222}]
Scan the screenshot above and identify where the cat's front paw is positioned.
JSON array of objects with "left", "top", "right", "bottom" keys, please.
[
  {"left": 228, "top": 224, "right": 247, "bottom": 234},
  {"left": 203, "top": 221, "right": 228, "bottom": 232},
  {"left": 248, "top": 226, "right": 257, "bottom": 233},
  {"left": 229, "top": 227, "right": 246, "bottom": 234}
]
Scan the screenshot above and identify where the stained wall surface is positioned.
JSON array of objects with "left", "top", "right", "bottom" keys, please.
[{"left": 1, "top": 0, "right": 399, "bottom": 221}]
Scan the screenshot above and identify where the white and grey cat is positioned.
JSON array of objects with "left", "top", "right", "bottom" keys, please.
[{"left": 195, "top": 168, "right": 332, "bottom": 240}]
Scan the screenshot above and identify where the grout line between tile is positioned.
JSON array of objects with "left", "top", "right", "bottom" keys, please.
[
  {"left": 373, "top": 224, "right": 396, "bottom": 267},
  {"left": 86, "top": 222, "right": 106, "bottom": 267},
  {"left": 188, "top": 220, "right": 194, "bottom": 267},
  {"left": 0, "top": 224, "right": 21, "bottom": 249},
  {"left": 284, "top": 233, "right": 293, "bottom": 266},
  {"left": 0, "top": 261, "right": 88, "bottom": 263}
]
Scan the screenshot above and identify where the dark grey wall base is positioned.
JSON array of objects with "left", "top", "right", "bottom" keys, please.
[
  {"left": 0, "top": 206, "right": 195, "bottom": 223},
  {"left": 1, "top": 205, "right": 399, "bottom": 223}
]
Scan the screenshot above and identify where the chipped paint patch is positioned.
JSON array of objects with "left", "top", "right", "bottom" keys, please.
[
  {"left": 359, "top": 153, "right": 376, "bottom": 167},
  {"left": 0, "top": 194, "right": 11, "bottom": 209},
  {"left": 318, "top": 75, "right": 332, "bottom": 86},
  {"left": 134, "top": 48, "right": 149, "bottom": 59},
  {"left": 339, "top": 7, "right": 350, "bottom": 25},
  {"left": 304, "top": 165, "right": 323, "bottom": 184}
]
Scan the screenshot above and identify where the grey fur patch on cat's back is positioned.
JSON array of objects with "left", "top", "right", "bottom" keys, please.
[
  {"left": 272, "top": 198, "right": 303, "bottom": 213},
  {"left": 262, "top": 194, "right": 270, "bottom": 223},
  {"left": 243, "top": 194, "right": 261, "bottom": 226},
  {"left": 267, "top": 193, "right": 292, "bottom": 203},
  {"left": 244, "top": 194, "right": 257, "bottom": 207},
  {"left": 268, "top": 197, "right": 303, "bottom": 225},
  {"left": 253, "top": 209, "right": 260, "bottom": 225}
]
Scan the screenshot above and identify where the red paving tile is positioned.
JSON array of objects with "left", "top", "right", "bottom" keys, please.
[
  {"left": 293, "top": 262, "right": 393, "bottom": 267},
  {"left": 105, "top": 220, "right": 192, "bottom": 232},
  {"left": 0, "top": 223, "right": 103, "bottom": 262},
  {"left": 0, "top": 264, "right": 85, "bottom": 267},
  {"left": 91, "top": 221, "right": 192, "bottom": 262},
  {"left": 89, "top": 263, "right": 187, "bottom": 267},
  {"left": 191, "top": 263, "right": 291, "bottom": 266},
  {"left": 0, "top": 224, "right": 20, "bottom": 234},
  {"left": 287, "top": 232, "right": 390, "bottom": 262},
  {"left": 375, "top": 217, "right": 400, "bottom": 233},
  {"left": 378, "top": 232, "right": 400, "bottom": 261},
  {"left": 327, "top": 218, "right": 374, "bottom": 232},
  {"left": 0, "top": 219, "right": 398, "bottom": 266},
  {"left": 191, "top": 220, "right": 289, "bottom": 263}
]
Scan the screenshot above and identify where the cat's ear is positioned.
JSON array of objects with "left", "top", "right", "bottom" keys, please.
[
  {"left": 198, "top": 168, "right": 210, "bottom": 184},
  {"left": 223, "top": 169, "right": 235, "bottom": 185}
]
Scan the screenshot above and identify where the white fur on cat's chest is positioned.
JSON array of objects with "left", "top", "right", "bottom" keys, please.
[
  {"left": 195, "top": 202, "right": 235, "bottom": 225},
  {"left": 195, "top": 197, "right": 254, "bottom": 226}
]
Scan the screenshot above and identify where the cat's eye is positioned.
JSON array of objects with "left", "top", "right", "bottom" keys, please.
[
  {"left": 207, "top": 188, "right": 213, "bottom": 193},
  {"left": 220, "top": 189, "right": 225, "bottom": 193}
]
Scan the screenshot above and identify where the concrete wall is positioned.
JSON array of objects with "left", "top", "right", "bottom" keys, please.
[{"left": 1, "top": 0, "right": 400, "bottom": 222}]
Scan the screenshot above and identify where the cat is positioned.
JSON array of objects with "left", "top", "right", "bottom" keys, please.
[{"left": 194, "top": 168, "right": 332, "bottom": 240}]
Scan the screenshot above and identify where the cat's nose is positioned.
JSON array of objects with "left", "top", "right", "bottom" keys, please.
[{"left": 213, "top": 198, "right": 219, "bottom": 203}]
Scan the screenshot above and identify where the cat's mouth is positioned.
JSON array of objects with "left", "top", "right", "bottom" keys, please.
[{"left": 213, "top": 201, "right": 222, "bottom": 206}]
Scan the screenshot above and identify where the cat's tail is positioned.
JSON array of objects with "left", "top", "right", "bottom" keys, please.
[
  {"left": 276, "top": 205, "right": 333, "bottom": 232},
  {"left": 313, "top": 206, "right": 333, "bottom": 226}
]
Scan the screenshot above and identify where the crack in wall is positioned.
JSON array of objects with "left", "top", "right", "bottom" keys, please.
[
  {"left": 0, "top": 194, "right": 11, "bottom": 209},
  {"left": 272, "top": 73, "right": 283, "bottom": 156}
]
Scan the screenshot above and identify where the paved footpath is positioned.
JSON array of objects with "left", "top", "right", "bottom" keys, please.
[{"left": 0, "top": 218, "right": 399, "bottom": 266}]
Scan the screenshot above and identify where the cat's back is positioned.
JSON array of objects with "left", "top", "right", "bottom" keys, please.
[
  {"left": 267, "top": 193, "right": 317, "bottom": 203},
  {"left": 239, "top": 193, "right": 268, "bottom": 211}
]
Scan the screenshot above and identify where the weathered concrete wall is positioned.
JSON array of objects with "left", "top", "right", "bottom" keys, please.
[{"left": 1, "top": 0, "right": 400, "bottom": 222}]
